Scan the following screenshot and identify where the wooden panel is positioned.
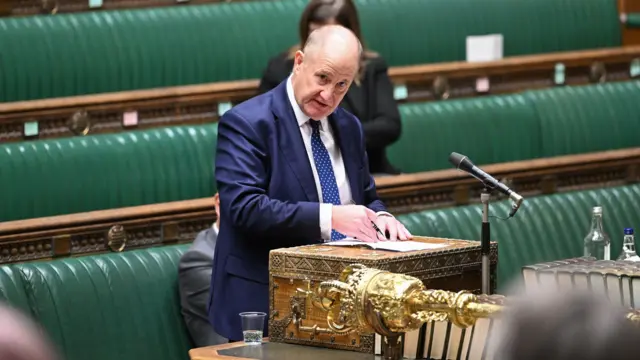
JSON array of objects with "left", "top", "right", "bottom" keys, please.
[
  {"left": 2, "top": 47, "right": 640, "bottom": 142},
  {"left": 0, "top": 148, "right": 638, "bottom": 264},
  {"left": 620, "top": 0, "right": 640, "bottom": 46},
  {"left": 3, "top": 0, "right": 251, "bottom": 17}
]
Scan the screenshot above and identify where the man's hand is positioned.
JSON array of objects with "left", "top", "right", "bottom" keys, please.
[
  {"left": 331, "top": 205, "right": 380, "bottom": 242},
  {"left": 375, "top": 214, "right": 413, "bottom": 241}
]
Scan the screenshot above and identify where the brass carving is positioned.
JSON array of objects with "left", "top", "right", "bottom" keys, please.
[
  {"left": 106, "top": 225, "right": 127, "bottom": 252},
  {"left": 68, "top": 110, "right": 91, "bottom": 136},
  {"left": 292, "top": 264, "right": 503, "bottom": 360},
  {"left": 312, "top": 264, "right": 502, "bottom": 337},
  {"left": 432, "top": 76, "right": 450, "bottom": 100},
  {"left": 299, "top": 263, "right": 640, "bottom": 360},
  {"left": 589, "top": 61, "right": 607, "bottom": 83}
]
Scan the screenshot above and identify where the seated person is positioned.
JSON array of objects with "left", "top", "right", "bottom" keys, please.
[
  {"left": 258, "top": 0, "right": 402, "bottom": 175},
  {"left": 178, "top": 193, "right": 226, "bottom": 347},
  {"left": 490, "top": 288, "right": 640, "bottom": 360}
]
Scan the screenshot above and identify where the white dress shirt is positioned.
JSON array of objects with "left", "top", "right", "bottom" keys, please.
[{"left": 286, "top": 77, "right": 353, "bottom": 240}]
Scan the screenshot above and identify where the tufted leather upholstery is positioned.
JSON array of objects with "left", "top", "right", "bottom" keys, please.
[
  {"left": 0, "top": 124, "right": 217, "bottom": 221},
  {"left": 387, "top": 80, "right": 640, "bottom": 173},
  {"left": 387, "top": 94, "right": 541, "bottom": 174},
  {"left": 397, "top": 184, "right": 640, "bottom": 291},
  {"left": 3, "top": 81, "right": 640, "bottom": 221},
  {"left": 0, "top": 244, "right": 192, "bottom": 360},
  {"left": 527, "top": 80, "right": 640, "bottom": 157},
  {"left": 0, "top": 0, "right": 621, "bottom": 101}
]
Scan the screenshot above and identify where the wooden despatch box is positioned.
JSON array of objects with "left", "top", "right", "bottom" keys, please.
[{"left": 268, "top": 236, "right": 498, "bottom": 354}]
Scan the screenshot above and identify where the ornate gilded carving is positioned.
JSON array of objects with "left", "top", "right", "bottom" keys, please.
[
  {"left": 106, "top": 225, "right": 127, "bottom": 252},
  {"left": 0, "top": 240, "right": 52, "bottom": 263},
  {"left": 432, "top": 76, "right": 450, "bottom": 100},
  {"left": 310, "top": 264, "right": 503, "bottom": 339},
  {"left": 589, "top": 61, "right": 607, "bottom": 83},
  {"left": 67, "top": 110, "right": 91, "bottom": 136}
]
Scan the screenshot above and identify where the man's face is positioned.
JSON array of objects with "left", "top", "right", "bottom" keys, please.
[{"left": 291, "top": 49, "right": 358, "bottom": 119}]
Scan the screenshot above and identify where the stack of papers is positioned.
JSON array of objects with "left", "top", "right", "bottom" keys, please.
[{"left": 323, "top": 238, "right": 448, "bottom": 252}]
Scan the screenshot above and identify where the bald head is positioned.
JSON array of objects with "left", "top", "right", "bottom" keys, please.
[
  {"left": 291, "top": 25, "right": 362, "bottom": 119},
  {"left": 302, "top": 24, "right": 362, "bottom": 60}
]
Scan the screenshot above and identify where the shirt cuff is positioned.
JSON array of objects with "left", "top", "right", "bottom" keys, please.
[
  {"left": 320, "top": 203, "right": 333, "bottom": 241},
  {"left": 376, "top": 211, "right": 394, "bottom": 218}
]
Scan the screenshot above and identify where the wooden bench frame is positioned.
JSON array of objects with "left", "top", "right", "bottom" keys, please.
[
  {"left": 1, "top": 46, "right": 639, "bottom": 142},
  {"left": 1, "top": 148, "right": 638, "bottom": 264}
]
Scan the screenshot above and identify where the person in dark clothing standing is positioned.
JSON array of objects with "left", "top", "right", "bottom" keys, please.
[{"left": 258, "top": 0, "right": 402, "bottom": 175}]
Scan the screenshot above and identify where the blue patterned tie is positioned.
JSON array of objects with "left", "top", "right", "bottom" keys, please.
[{"left": 309, "top": 120, "right": 346, "bottom": 241}]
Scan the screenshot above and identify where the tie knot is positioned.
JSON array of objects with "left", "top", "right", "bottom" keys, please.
[{"left": 309, "top": 119, "right": 321, "bottom": 131}]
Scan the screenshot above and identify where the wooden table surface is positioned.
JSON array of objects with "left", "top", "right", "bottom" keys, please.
[{"left": 189, "top": 339, "right": 386, "bottom": 360}]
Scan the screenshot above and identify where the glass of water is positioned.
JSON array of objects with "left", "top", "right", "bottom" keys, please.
[{"left": 239, "top": 312, "right": 266, "bottom": 345}]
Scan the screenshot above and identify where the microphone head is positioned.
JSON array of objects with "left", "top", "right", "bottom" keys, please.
[{"left": 448, "top": 152, "right": 474, "bottom": 172}]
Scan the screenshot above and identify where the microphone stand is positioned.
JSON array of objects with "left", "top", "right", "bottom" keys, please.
[{"left": 480, "top": 187, "right": 492, "bottom": 295}]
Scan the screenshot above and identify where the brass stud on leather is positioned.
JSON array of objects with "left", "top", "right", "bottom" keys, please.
[
  {"left": 68, "top": 110, "right": 91, "bottom": 136},
  {"left": 589, "top": 62, "right": 607, "bottom": 83},
  {"left": 107, "top": 225, "right": 127, "bottom": 252},
  {"left": 432, "top": 75, "right": 450, "bottom": 100}
]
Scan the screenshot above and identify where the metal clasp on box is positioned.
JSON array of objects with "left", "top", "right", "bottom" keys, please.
[{"left": 292, "top": 278, "right": 334, "bottom": 336}]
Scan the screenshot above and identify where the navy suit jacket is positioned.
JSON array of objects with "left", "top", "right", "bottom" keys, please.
[{"left": 209, "top": 79, "right": 386, "bottom": 341}]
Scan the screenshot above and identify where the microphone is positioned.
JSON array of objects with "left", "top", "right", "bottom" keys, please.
[{"left": 448, "top": 152, "right": 524, "bottom": 217}]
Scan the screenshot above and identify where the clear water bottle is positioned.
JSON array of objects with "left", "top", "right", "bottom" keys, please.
[
  {"left": 583, "top": 206, "right": 611, "bottom": 260},
  {"left": 617, "top": 228, "right": 640, "bottom": 261}
]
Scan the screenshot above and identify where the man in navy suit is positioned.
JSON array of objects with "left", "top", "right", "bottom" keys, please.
[{"left": 209, "top": 25, "right": 412, "bottom": 342}]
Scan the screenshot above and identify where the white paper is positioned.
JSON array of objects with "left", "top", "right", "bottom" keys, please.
[
  {"left": 323, "top": 238, "right": 448, "bottom": 252},
  {"left": 466, "top": 34, "right": 503, "bottom": 63}
]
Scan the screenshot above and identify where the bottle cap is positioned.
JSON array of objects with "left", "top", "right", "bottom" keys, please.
[{"left": 625, "top": 228, "right": 634, "bottom": 235}]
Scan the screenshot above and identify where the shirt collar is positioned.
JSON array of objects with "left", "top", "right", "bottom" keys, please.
[{"left": 212, "top": 223, "right": 219, "bottom": 235}]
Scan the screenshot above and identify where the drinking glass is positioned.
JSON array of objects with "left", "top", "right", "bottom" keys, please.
[{"left": 239, "top": 312, "right": 266, "bottom": 345}]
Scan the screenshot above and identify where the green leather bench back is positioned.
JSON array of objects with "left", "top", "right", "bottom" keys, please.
[
  {"left": 397, "top": 184, "right": 640, "bottom": 291},
  {"left": 3, "top": 81, "right": 640, "bottom": 221},
  {"left": 388, "top": 80, "right": 640, "bottom": 173},
  {"left": 0, "top": 244, "right": 192, "bottom": 360},
  {"left": 359, "top": 0, "right": 620, "bottom": 67},
  {"left": 528, "top": 80, "right": 640, "bottom": 157},
  {"left": 0, "top": 124, "right": 217, "bottom": 221},
  {"left": 0, "top": 0, "right": 621, "bottom": 101},
  {"left": 388, "top": 94, "right": 542, "bottom": 174}
]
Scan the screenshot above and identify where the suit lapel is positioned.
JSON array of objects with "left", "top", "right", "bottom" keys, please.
[
  {"left": 271, "top": 82, "right": 319, "bottom": 202},
  {"left": 329, "top": 113, "right": 362, "bottom": 204}
]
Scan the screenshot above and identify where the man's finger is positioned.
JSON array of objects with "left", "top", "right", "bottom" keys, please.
[
  {"left": 358, "top": 225, "right": 378, "bottom": 243},
  {"left": 374, "top": 218, "right": 389, "bottom": 241},
  {"left": 387, "top": 219, "right": 398, "bottom": 241},
  {"left": 402, "top": 225, "right": 413, "bottom": 239},
  {"left": 365, "top": 208, "right": 377, "bottom": 222},
  {"left": 396, "top": 222, "right": 408, "bottom": 241}
]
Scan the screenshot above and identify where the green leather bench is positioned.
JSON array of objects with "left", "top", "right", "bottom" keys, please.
[
  {"left": 0, "top": 0, "right": 621, "bottom": 101},
  {"left": 0, "top": 244, "right": 192, "bottom": 360},
  {"left": 387, "top": 80, "right": 640, "bottom": 173},
  {"left": 397, "top": 183, "right": 640, "bottom": 291},
  {"left": 3, "top": 81, "right": 640, "bottom": 222},
  {"left": 0, "top": 124, "right": 218, "bottom": 221}
]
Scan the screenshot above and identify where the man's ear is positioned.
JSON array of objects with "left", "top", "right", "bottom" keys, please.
[{"left": 293, "top": 50, "right": 304, "bottom": 72}]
